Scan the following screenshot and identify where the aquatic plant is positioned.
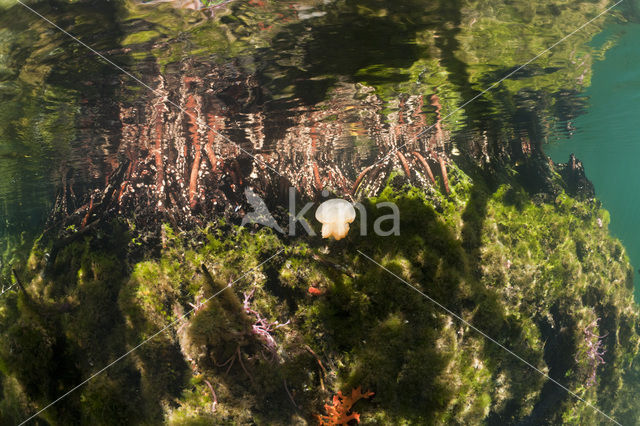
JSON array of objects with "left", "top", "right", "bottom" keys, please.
[
  {"left": 317, "top": 387, "right": 374, "bottom": 425},
  {"left": 579, "top": 318, "right": 608, "bottom": 388},
  {"left": 2, "top": 163, "right": 640, "bottom": 424},
  {"left": 242, "top": 288, "right": 289, "bottom": 358},
  {"left": 201, "top": 0, "right": 233, "bottom": 6}
]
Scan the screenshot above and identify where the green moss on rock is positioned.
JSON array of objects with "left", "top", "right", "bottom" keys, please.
[{"left": 1, "top": 165, "right": 639, "bottom": 424}]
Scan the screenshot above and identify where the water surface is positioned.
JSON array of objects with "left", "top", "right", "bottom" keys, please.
[{"left": 0, "top": 0, "right": 617, "bottom": 246}]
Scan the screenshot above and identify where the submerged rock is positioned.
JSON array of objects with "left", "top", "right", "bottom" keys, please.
[
  {"left": 556, "top": 153, "right": 596, "bottom": 199},
  {"left": 2, "top": 163, "right": 639, "bottom": 424}
]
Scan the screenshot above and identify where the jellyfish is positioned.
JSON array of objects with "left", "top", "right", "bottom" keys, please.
[{"left": 315, "top": 199, "right": 356, "bottom": 240}]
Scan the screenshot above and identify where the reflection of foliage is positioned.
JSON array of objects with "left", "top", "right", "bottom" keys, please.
[
  {"left": 0, "top": 0, "right": 124, "bottom": 269},
  {"left": 453, "top": 0, "right": 618, "bottom": 141},
  {"left": 245, "top": 0, "right": 615, "bottom": 128},
  {"left": 119, "top": 0, "right": 617, "bottom": 127}
]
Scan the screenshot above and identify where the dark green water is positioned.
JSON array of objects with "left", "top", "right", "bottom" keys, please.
[{"left": 546, "top": 22, "right": 640, "bottom": 298}]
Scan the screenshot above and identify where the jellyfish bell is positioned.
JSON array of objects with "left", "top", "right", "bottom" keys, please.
[{"left": 315, "top": 199, "right": 356, "bottom": 240}]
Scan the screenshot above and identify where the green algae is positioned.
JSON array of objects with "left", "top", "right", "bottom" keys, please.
[{"left": 1, "top": 161, "right": 639, "bottom": 424}]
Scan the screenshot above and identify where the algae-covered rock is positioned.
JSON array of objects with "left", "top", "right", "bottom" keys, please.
[{"left": 1, "top": 162, "right": 639, "bottom": 424}]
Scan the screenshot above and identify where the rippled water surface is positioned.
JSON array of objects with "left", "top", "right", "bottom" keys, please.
[{"left": 1, "top": 0, "right": 629, "bottom": 256}]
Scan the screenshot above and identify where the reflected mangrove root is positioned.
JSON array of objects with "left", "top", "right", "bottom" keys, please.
[
  {"left": 412, "top": 151, "right": 436, "bottom": 185},
  {"left": 45, "top": 61, "right": 456, "bottom": 231}
]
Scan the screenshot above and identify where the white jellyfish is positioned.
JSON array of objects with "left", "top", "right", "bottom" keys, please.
[{"left": 315, "top": 199, "right": 356, "bottom": 240}]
